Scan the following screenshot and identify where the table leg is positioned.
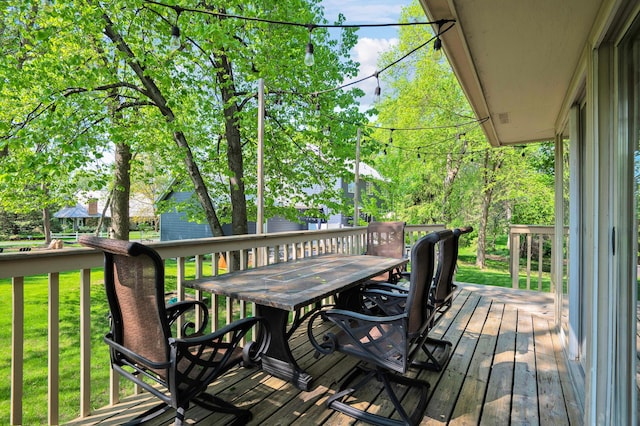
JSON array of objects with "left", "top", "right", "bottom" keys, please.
[{"left": 256, "top": 304, "right": 313, "bottom": 391}]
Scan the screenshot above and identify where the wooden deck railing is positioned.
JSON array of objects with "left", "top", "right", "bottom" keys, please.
[
  {"left": 509, "top": 225, "right": 569, "bottom": 291},
  {"left": 0, "top": 224, "right": 443, "bottom": 425}
]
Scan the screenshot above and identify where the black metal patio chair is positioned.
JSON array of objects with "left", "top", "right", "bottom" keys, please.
[
  {"left": 362, "top": 226, "right": 472, "bottom": 327},
  {"left": 364, "top": 221, "right": 407, "bottom": 284},
  {"left": 307, "top": 230, "right": 452, "bottom": 425},
  {"left": 79, "top": 236, "right": 269, "bottom": 426}
]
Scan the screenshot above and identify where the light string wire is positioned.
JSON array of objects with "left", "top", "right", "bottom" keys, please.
[
  {"left": 144, "top": 0, "right": 453, "bottom": 30},
  {"left": 143, "top": 0, "right": 455, "bottom": 98},
  {"left": 142, "top": 1, "right": 487, "bottom": 158},
  {"left": 310, "top": 21, "right": 456, "bottom": 97}
]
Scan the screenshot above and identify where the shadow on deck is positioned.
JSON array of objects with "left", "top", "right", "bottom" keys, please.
[{"left": 66, "top": 284, "right": 583, "bottom": 425}]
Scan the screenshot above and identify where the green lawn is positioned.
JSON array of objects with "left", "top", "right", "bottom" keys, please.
[{"left": 456, "top": 245, "right": 554, "bottom": 291}]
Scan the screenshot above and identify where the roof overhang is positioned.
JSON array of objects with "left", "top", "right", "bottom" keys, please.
[{"left": 419, "top": 0, "right": 603, "bottom": 146}]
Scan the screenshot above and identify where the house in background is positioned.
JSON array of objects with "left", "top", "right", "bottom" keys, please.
[
  {"left": 419, "top": 0, "right": 639, "bottom": 423},
  {"left": 159, "top": 161, "right": 386, "bottom": 241},
  {"left": 53, "top": 200, "right": 105, "bottom": 232}
]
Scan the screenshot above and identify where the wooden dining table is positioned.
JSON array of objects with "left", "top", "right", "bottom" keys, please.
[{"left": 184, "top": 253, "right": 408, "bottom": 391}]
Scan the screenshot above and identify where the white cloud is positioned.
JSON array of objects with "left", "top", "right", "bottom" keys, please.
[
  {"left": 345, "top": 37, "right": 399, "bottom": 109},
  {"left": 320, "top": 0, "right": 409, "bottom": 110}
]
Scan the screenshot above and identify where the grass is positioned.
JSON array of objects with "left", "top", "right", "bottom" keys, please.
[
  {"left": 456, "top": 245, "right": 553, "bottom": 291},
  {"left": 0, "top": 231, "right": 159, "bottom": 252}
]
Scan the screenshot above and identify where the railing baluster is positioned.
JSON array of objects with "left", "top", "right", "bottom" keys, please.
[
  {"left": 80, "top": 268, "right": 91, "bottom": 418},
  {"left": 48, "top": 272, "right": 59, "bottom": 426},
  {"left": 526, "top": 233, "right": 532, "bottom": 290},
  {"left": 11, "top": 276, "right": 24, "bottom": 426},
  {"left": 195, "top": 254, "right": 204, "bottom": 329},
  {"left": 538, "top": 235, "right": 544, "bottom": 291},
  {"left": 110, "top": 366, "right": 119, "bottom": 405},
  {"left": 176, "top": 256, "right": 186, "bottom": 337},
  {"left": 511, "top": 233, "right": 521, "bottom": 289}
]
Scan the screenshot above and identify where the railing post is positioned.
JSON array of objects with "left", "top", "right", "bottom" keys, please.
[{"left": 11, "top": 276, "right": 24, "bottom": 426}]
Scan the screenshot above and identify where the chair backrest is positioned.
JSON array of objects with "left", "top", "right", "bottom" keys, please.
[
  {"left": 404, "top": 229, "right": 453, "bottom": 337},
  {"left": 365, "top": 221, "right": 406, "bottom": 259},
  {"left": 431, "top": 226, "right": 472, "bottom": 303},
  {"left": 79, "top": 236, "right": 170, "bottom": 367}
]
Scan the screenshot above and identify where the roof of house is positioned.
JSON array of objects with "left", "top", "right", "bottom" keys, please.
[{"left": 53, "top": 204, "right": 102, "bottom": 219}]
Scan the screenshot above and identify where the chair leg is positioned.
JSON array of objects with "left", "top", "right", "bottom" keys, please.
[
  {"left": 412, "top": 337, "right": 452, "bottom": 371},
  {"left": 123, "top": 401, "right": 174, "bottom": 425},
  {"left": 327, "top": 363, "right": 430, "bottom": 426},
  {"left": 193, "top": 392, "right": 253, "bottom": 425}
]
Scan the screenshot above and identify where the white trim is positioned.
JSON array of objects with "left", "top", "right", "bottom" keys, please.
[
  {"left": 553, "top": 134, "right": 564, "bottom": 328},
  {"left": 567, "top": 105, "right": 582, "bottom": 361}
]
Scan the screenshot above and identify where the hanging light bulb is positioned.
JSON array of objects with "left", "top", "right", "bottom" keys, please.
[
  {"left": 433, "top": 21, "right": 443, "bottom": 61},
  {"left": 304, "top": 25, "right": 315, "bottom": 66},
  {"left": 170, "top": 25, "right": 181, "bottom": 50},
  {"left": 373, "top": 72, "right": 381, "bottom": 103},
  {"left": 305, "top": 42, "right": 315, "bottom": 66},
  {"left": 433, "top": 36, "right": 442, "bottom": 60}
]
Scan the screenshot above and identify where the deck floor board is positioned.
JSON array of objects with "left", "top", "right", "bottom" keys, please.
[{"left": 66, "top": 284, "right": 585, "bottom": 425}]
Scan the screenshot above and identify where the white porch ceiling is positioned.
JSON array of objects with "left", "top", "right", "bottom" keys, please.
[{"left": 419, "top": 0, "right": 602, "bottom": 146}]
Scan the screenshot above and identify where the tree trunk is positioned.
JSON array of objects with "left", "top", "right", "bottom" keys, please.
[
  {"left": 112, "top": 142, "right": 130, "bottom": 240},
  {"left": 173, "top": 131, "right": 225, "bottom": 236},
  {"left": 95, "top": 189, "right": 112, "bottom": 237},
  {"left": 442, "top": 141, "right": 467, "bottom": 222},
  {"left": 102, "top": 14, "right": 224, "bottom": 238},
  {"left": 42, "top": 207, "right": 51, "bottom": 244},
  {"left": 476, "top": 189, "right": 491, "bottom": 269},
  {"left": 476, "top": 151, "right": 492, "bottom": 269},
  {"left": 216, "top": 54, "right": 248, "bottom": 237}
]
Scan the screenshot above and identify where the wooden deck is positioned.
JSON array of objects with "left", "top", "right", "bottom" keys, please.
[{"left": 66, "top": 284, "right": 583, "bottom": 425}]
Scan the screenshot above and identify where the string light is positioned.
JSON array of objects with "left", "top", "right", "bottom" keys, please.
[
  {"left": 433, "top": 22, "right": 443, "bottom": 60},
  {"left": 374, "top": 72, "right": 381, "bottom": 103},
  {"left": 304, "top": 25, "right": 316, "bottom": 66},
  {"left": 169, "top": 7, "right": 182, "bottom": 50},
  {"left": 170, "top": 25, "right": 181, "bottom": 50}
]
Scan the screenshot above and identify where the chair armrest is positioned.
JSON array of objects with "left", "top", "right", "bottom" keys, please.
[
  {"left": 166, "top": 300, "right": 209, "bottom": 335},
  {"left": 172, "top": 316, "right": 270, "bottom": 365},
  {"left": 104, "top": 333, "right": 172, "bottom": 371},
  {"left": 307, "top": 307, "right": 406, "bottom": 355},
  {"left": 362, "top": 282, "right": 409, "bottom": 293},
  {"left": 361, "top": 287, "right": 409, "bottom": 316},
  {"left": 323, "top": 308, "right": 406, "bottom": 323}
]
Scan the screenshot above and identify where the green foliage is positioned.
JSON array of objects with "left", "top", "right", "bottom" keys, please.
[
  {"left": 362, "top": 1, "right": 556, "bottom": 252},
  {"left": 0, "top": 0, "right": 370, "bottom": 234}
]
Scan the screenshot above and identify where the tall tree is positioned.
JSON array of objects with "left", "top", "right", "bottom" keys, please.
[
  {"left": 0, "top": 1, "right": 366, "bottom": 243},
  {"left": 366, "top": 1, "right": 555, "bottom": 267}
]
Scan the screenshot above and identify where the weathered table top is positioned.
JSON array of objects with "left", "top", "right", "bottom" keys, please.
[{"left": 185, "top": 254, "right": 408, "bottom": 311}]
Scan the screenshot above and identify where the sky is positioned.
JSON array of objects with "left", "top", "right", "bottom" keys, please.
[{"left": 320, "top": 0, "right": 414, "bottom": 109}]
